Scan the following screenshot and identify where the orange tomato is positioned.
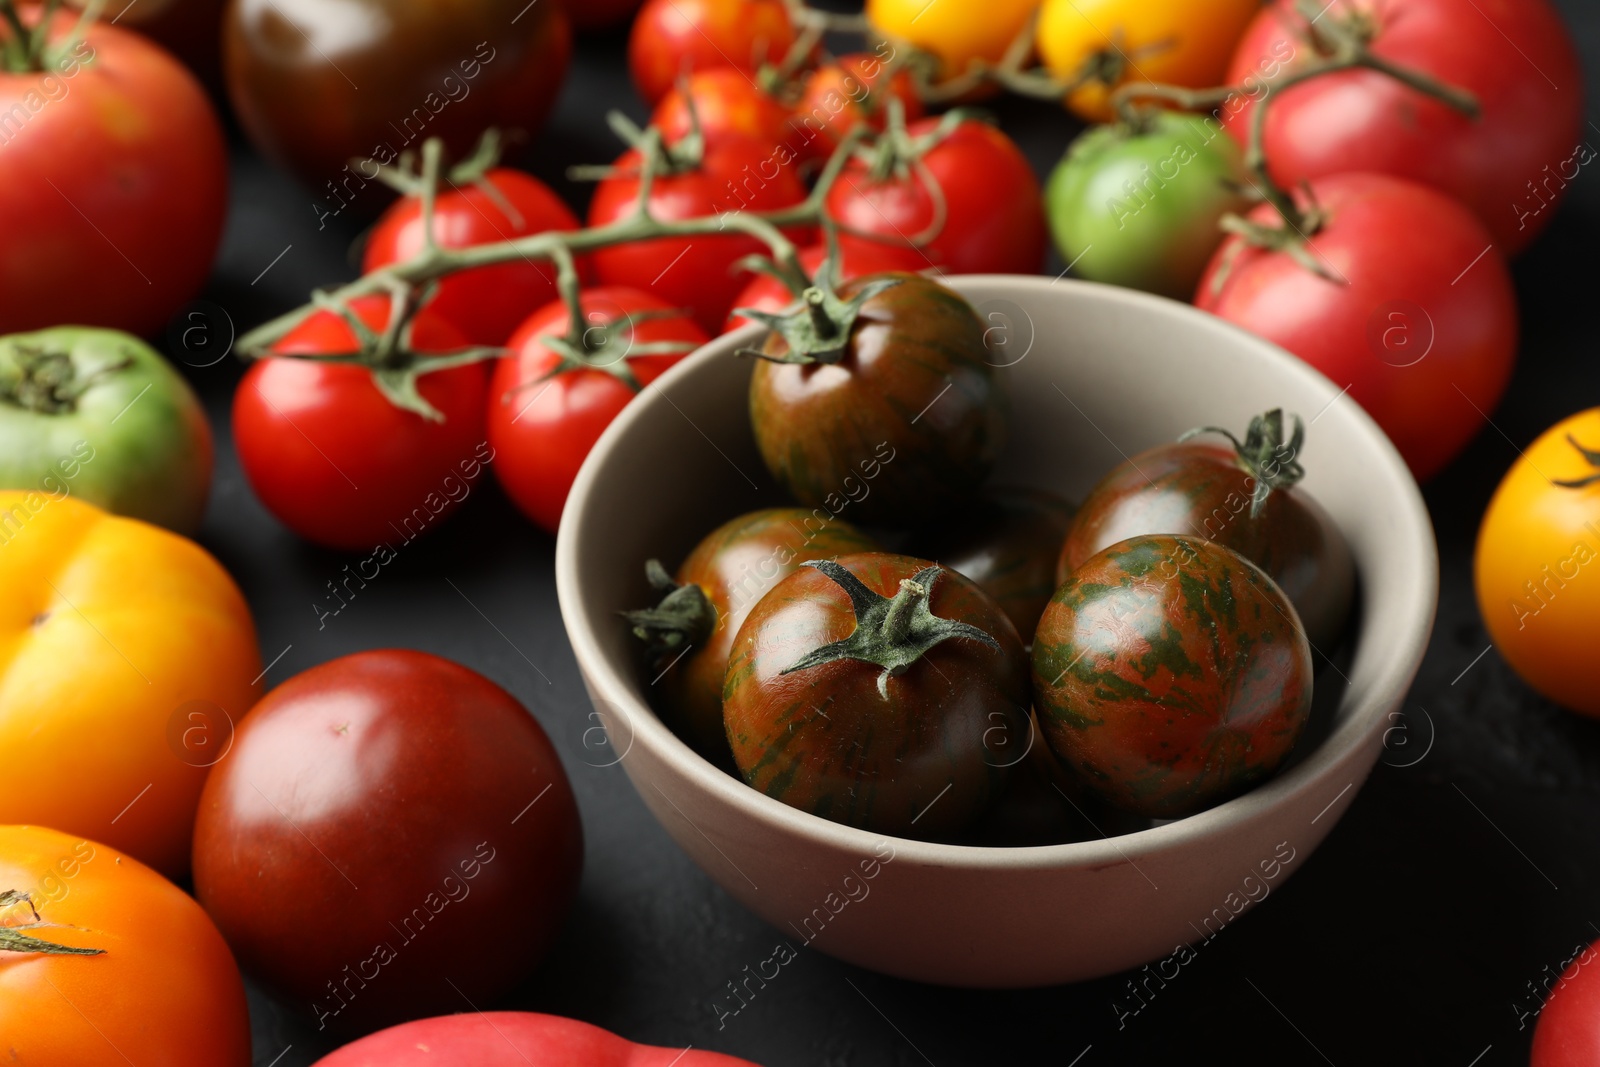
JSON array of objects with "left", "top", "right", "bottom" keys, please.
[
  {"left": 0, "top": 825, "right": 252, "bottom": 1065},
  {"left": 1037, "top": 0, "right": 1260, "bottom": 122},
  {"left": 0, "top": 492, "right": 260, "bottom": 878},
  {"left": 867, "top": 0, "right": 1041, "bottom": 81},
  {"left": 1476, "top": 409, "right": 1600, "bottom": 717}
]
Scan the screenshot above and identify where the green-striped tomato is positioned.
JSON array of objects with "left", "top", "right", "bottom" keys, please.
[
  {"left": 723, "top": 552, "right": 1030, "bottom": 837},
  {"left": 626, "top": 508, "right": 878, "bottom": 765},
  {"left": 748, "top": 273, "right": 1008, "bottom": 526},
  {"left": 1032, "top": 536, "right": 1313, "bottom": 818}
]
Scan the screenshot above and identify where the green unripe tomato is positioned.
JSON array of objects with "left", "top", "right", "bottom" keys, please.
[
  {"left": 1045, "top": 112, "right": 1250, "bottom": 300},
  {"left": 0, "top": 328, "right": 213, "bottom": 534}
]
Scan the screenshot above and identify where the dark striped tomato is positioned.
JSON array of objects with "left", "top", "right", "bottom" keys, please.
[
  {"left": 723, "top": 552, "right": 1030, "bottom": 837},
  {"left": 748, "top": 273, "right": 1008, "bottom": 526},
  {"left": 626, "top": 509, "right": 878, "bottom": 766},
  {"left": 1032, "top": 536, "right": 1313, "bottom": 819}
]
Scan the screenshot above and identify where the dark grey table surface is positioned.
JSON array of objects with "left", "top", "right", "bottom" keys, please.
[{"left": 168, "top": 3, "right": 1600, "bottom": 1064}]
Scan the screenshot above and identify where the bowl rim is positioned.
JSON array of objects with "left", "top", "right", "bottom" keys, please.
[{"left": 556, "top": 274, "right": 1439, "bottom": 870}]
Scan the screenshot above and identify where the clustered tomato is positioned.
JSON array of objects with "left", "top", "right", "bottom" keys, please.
[{"left": 628, "top": 0, "right": 795, "bottom": 105}]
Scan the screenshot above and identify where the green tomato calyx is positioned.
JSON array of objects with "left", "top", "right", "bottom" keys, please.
[
  {"left": 0, "top": 343, "right": 130, "bottom": 415},
  {"left": 733, "top": 273, "right": 903, "bottom": 366},
  {"left": 1553, "top": 435, "right": 1600, "bottom": 489},
  {"left": 530, "top": 307, "right": 699, "bottom": 396},
  {"left": 623, "top": 560, "right": 718, "bottom": 667},
  {"left": 1181, "top": 408, "right": 1307, "bottom": 519},
  {"left": 782, "top": 560, "right": 1000, "bottom": 700},
  {"left": 0, "top": 890, "right": 103, "bottom": 957}
]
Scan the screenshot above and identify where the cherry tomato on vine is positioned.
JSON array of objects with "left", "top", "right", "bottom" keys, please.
[
  {"left": 234, "top": 295, "right": 492, "bottom": 551},
  {"left": 866, "top": 0, "right": 1039, "bottom": 84},
  {"left": 488, "top": 287, "right": 707, "bottom": 534},
  {"left": 364, "top": 168, "right": 583, "bottom": 346},
  {"left": 1037, "top": 0, "right": 1261, "bottom": 123},
  {"left": 1225, "top": 0, "right": 1582, "bottom": 255},
  {"left": 625, "top": 508, "right": 879, "bottom": 763},
  {"left": 1195, "top": 172, "right": 1518, "bottom": 483},
  {"left": 652, "top": 68, "right": 802, "bottom": 158},
  {"left": 0, "top": 8, "right": 227, "bottom": 337},
  {"left": 724, "top": 553, "right": 1031, "bottom": 837},
  {"left": 1033, "top": 536, "right": 1314, "bottom": 818},
  {"left": 1475, "top": 409, "right": 1600, "bottom": 718},
  {"left": 1531, "top": 935, "right": 1600, "bottom": 1067},
  {"left": 825, "top": 118, "right": 1047, "bottom": 276},
  {"left": 628, "top": 0, "right": 795, "bottom": 105},
  {"left": 0, "top": 826, "right": 252, "bottom": 1067},
  {"left": 724, "top": 241, "right": 928, "bottom": 333},
  {"left": 587, "top": 134, "right": 809, "bottom": 334},
  {"left": 793, "top": 47, "right": 924, "bottom": 158}
]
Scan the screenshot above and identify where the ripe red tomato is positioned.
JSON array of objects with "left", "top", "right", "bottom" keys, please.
[
  {"left": 1225, "top": 0, "right": 1582, "bottom": 255},
  {"left": 652, "top": 68, "right": 800, "bottom": 157},
  {"left": 363, "top": 168, "right": 583, "bottom": 346},
  {"left": 825, "top": 118, "right": 1047, "bottom": 276},
  {"left": 193, "top": 650, "right": 583, "bottom": 1036},
  {"left": 628, "top": 0, "right": 795, "bottom": 105},
  {"left": 723, "top": 241, "right": 928, "bottom": 332},
  {"left": 587, "top": 135, "right": 809, "bottom": 334},
  {"left": 233, "top": 295, "right": 492, "bottom": 550},
  {"left": 793, "top": 48, "right": 924, "bottom": 158},
  {"left": 1531, "top": 936, "right": 1600, "bottom": 1067},
  {"left": 488, "top": 287, "right": 708, "bottom": 534},
  {"left": 1195, "top": 173, "right": 1518, "bottom": 483},
  {"left": 0, "top": 8, "right": 227, "bottom": 337}
]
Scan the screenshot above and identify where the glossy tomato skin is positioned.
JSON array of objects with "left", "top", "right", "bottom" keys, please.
[
  {"left": 0, "top": 826, "right": 252, "bottom": 1066},
  {"left": 0, "top": 12, "right": 227, "bottom": 337},
  {"left": 628, "top": 0, "right": 794, "bottom": 105},
  {"left": 588, "top": 136, "right": 810, "bottom": 334},
  {"left": 1226, "top": 0, "right": 1583, "bottom": 255},
  {"left": 749, "top": 272, "right": 1007, "bottom": 525},
  {"left": 652, "top": 68, "right": 801, "bottom": 157},
  {"left": 312, "top": 1011, "right": 763, "bottom": 1067},
  {"left": 793, "top": 47, "right": 924, "bottom": 158},
  {"left": 1475, "top": 409, "right": 1600, "bottom": 717},
  {"left": 193, "top": 650, "right": 583, "bottom": 1036},
  {"left": 1060, "top": 442, "right": 1353, "bottom": 650},
  {"left": 908, "top": 487, "right": 1077, "bottom": 645},
  {"left": 364, "top": 169, "right": 583, "bottom": 346},
  {"left": 1034, "top": 536, "right": 1313, "bottom": 818},
  {"left": 650, "top": 507, "right": 879, "bottom": 762},
  {"left": 826, "top": 119, "right": 1047, "bottom": 276},
  {"left": 867, "top": 0, "right": 1039, "bottom": 82},
  {"left": 233, "top": 296, "right": 491, "bottom": 551},
  {"left": 224, "top": 0, "right": 571, "bottom": 192},
  {"left": 0, "top": 493, "right": 261, "bottom": 879},
  {"left": 489, "top": 287, "right": 706, "bottom": 534},
  {"left": 724, "top": 241, "right": 928, "bottom": 333},
  {"left": 1195, "top": 173, "right": 1518, "bottom": 483},
  {"left": 724, "top": 553, "right": 1031, "bottom": 837},
  {"left": 1531, "top": 936, "right": 1600, "bottom": 1067}
]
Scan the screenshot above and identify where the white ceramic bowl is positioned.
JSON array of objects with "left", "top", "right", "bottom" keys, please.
[{"left": 556, "top": 275, "right": 1437, "bottom": 987}]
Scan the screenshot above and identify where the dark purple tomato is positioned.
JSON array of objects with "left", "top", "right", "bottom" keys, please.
[
  {"left": 908, "top": 487, "right": 1077, "bottom": 644},
  {"left": 723, "top": 552, "right": 1030, "bottom": 838},
  {"left": 1059, "top": 410, "right": 1353, "bottom": 649},
  {"left": 1033, "top": 536, "right": 1313, "bottom": 819},
  {"left": 626, "top": 508, "right": 878, "bottom": 766},
  {"left": 748, "top": 272, "right": 1008, "bottom": 526},
  {"left": 192, "top": 650, "right": 583, "bottom": 1035}
]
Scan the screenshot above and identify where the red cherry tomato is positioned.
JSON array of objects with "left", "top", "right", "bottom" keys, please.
[
  {"left": 233, "top": 295, "right": 492, "bottom": 550},
  {"left": 587, "top": 135, "right": 809, "bottom": 334},
  {"left": 825, "top": 118, "right": 1047, "bottom": 276},
  {"left": 652, "top": 68, "right": 801, "bottom": 157},
  {"left": 1195, "top": 172, "right": 1518, "bottom": 483},
  {"left": 363, "top": 168, "right": 583, "bottom": 346},
  {"left": 1225, "top": 0, "right": 1582, "bottom": 255},
  {"left": 628, "top": 0, "right": 795, "bottom": 105},
  {"left": 723, "top": 241, "right": 928, "bottom": 332},
  {"left": 1532, "top": 936, "right": 1600, "bottom": 1067},
  {"left": 489, "top": 287, "right": 707, "bottom": 533},
  {"left": 793, "top": 48, "right": 924, "bottom": 158}
]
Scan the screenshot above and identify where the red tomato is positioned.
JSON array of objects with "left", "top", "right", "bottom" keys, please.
[
  {"left": 723, "top": 241, "right": 928, "bottom": 332},
  {"left": 825, "top": 118, "right": 1047, "bottom": 276},
  {"left": 0, "top": 8, "right": 227, "bottom": 337},
  {"left": 628, "top": 0, "right": 795, "bottom": 105},
  {"left": 363, "top": 168, "right": 583, "bottom": 346},
  {"left": 587, "top": 135, "right": 809, "bottom": 334},
  {"left": 1532, "top": 936, "right": 1600, "bottom": 1067},
  {"left": 233, "top": 295, "right": 492, "bottom": 550},
  {"left": 1225, "top": 0, "right": 1582, "bottom": 255},
  {"left": 1195, "top": 172, "right": 1518, "bottom": 483},
  {"left": 652, "top": 68, "right": 801, "bottom": 157},
  {"left": 793, "top": 49, "right": 924, "bottom": 158},
  {"left": 489, "top": 287, "right": 707, "bottom": 533}
]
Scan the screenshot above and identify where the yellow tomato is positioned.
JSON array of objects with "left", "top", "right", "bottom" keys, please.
[
  {"left": 1037, "top": 0, "right": 1260, "bottom": 122},
  {"left": 1476, "top": 409, "right": 1600, "bottom": 717},
  {"left": 0, "top": 492, "right": 260, "bottom": 878},
  {"left": 868, "top": 0, "right": 1042, "bottom": 81}
]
